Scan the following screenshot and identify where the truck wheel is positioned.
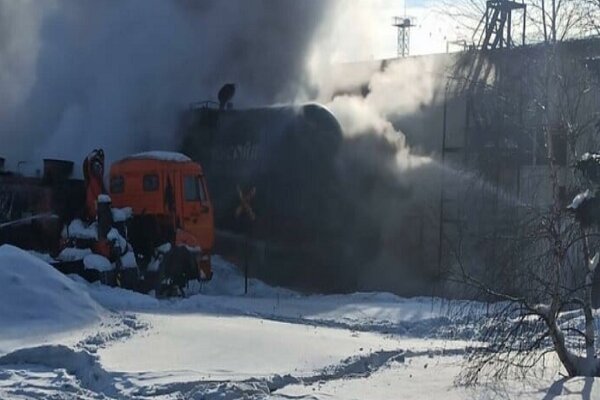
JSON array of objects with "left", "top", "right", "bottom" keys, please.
[
  {"left": 119, "top": 268, "right": 140, "bottom": 291},
  {"left": 155, "top": 246, "right": 195, "bottom": 297}
]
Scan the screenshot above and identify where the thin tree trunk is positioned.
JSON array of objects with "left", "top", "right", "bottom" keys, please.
[
  {"left": 547, "top": 314, "right": 578, "bottom": 376},
  {"left": 551, "top": 0, "right": 557, "bottom": 43},
  {"left": 581, "top": 230, "right": 598, "bottom": 375},
  {"left": 541, "top": 0, "right": 548, "bottom": 42}
]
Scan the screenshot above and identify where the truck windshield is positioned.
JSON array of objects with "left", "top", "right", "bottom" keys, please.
[{"left": 184, "top": 175, "right": 206, "bottom": 202}]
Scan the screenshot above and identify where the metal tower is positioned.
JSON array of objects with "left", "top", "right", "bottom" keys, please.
[
  {"left": 463, "top": 0, "right": 527, "bottom": 93},
  {"left": 478, "top": 0, "right": 527, "bottom": 50},
  {"left": 392, "top": 16, "right": 415, "bottom": 58},
  {"left": 437, "top": 1, "right": 529, "bottom": 282}
]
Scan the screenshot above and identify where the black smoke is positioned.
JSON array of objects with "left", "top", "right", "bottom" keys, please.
[{"left": 0, "top": 0, "right": 333, "bottom": 168}]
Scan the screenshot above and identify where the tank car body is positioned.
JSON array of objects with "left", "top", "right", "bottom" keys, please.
[{"left": 180, "top": 102, "right": 371, "bottom": 292}]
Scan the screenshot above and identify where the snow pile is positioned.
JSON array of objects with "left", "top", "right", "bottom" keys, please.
[
  {"left": 0, "top": 345, "right": 114, "bottom": 393},
  {"left": 83, "top": 254, "right": 112, "bottom": 272},
  {"left": 567, "top": 189, "right": 593, "bottom": 210},
  {"left": 59, "top": 217, "right": 134, "bottom": 269},
  {"left": 97, "top": 194, "right": 111, "bottom": 203},
  {"left": 107, "top": 228, "right": 128, "bottom": 253},
  {"left": 70, "top": 275, "right": 160, "bottom": 311},
  {"left": 62, "top": 219, "right": 98, "bottom": 240},
  {"left": 187, "top": 382, "right": 272, "bottom": 399},
  {"left": 111, "top": 207, "right": 132, "bottom": 222},
  {"left": 581, "top": 152, "right": 600, "bottom": 162},
  {"left": 124, "top": 151, "right": 191, "bottom": 163},
  {"left": 0, "top": 245, "right": 104, "bottom": 340},
  {"left": 120, "top": 251, "right": 137, "bottom": 269},
  {"left": 27, "top": 250, "right": 56, "bottom": 263},
  {"left": 192, "top": 255, "right": 296, "bottom": 297},
  {"left": 57, "top": 247, "right": 92, "bottom": 262}
]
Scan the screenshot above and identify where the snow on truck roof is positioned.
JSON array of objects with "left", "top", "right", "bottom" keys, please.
[{"left": 123, "top": 151, "right": 191, "bottom": 163}]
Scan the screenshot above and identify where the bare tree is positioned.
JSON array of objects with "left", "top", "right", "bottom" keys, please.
[
  {"left": 439, "top": 0, "right": 592, "bottom": 46},
  {"left": 444, "top": 40, "right": 600, "bottom": 382},
  {"left": 455, "top": 174, "right": 600, "bottom": 382},
  {"left": 582, "top": 0, "right": 600, "bottom": 35}
]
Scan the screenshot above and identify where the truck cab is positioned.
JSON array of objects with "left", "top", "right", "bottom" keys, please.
[{"left": 109, "top": 151, "right": 214, "bottom": 281}]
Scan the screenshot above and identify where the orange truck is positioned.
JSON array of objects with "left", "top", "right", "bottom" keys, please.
[
  {"left": 108, "top": 151, "right": 214, "bottom": 291},
  {"left": 0, "top": 150, "right": 215, "bottom": 296}
]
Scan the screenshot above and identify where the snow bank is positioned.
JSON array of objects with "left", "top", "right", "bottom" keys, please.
[
  {"left": 74, "top": 254, "right": 284, "bottom": 311},
  {"left": 98, "top": 312, "right": 406, "bottom": 381},
  {"left": 62, "top": 219, "right": 98, "bottom": 240},
  {"left": 0, "top": 345, "right": 118, "bottom": 397},
  {"left": 120, "top": 250, "right": 137, "bottom": 269},
  {"left": 567, "top": 189, "right": 593, "bottom": 210},
  {"left": 187, "top": 382, "right": 272, "bottom": 399},
  {"left": 111, "top": 207, "right": 132, "bottom": 222},
  {"left": 97, "top": 194, "right": 111, "bottom": 203},
  {"left": 79, "top": 281, "right": 160, "bottom": 311},
  {"left": 191, "top": 255, "right": 296, "bottom": 297},
  {"left": 125, "top": 151, "right": 191, "bottom": 162},
  {"left": 57, "top": 247, "right": 92, "bottom": 262},
  {"left": 581, "top": 152, "right": 600, "bottom": 162},
  {"left": 27, "top": 250, "right": 56, "bottom": 263},
  {"left": 107, "top": 228, "right": 128, "bottom": 252},
  {"left": 74, "top": 254, "right": 467, "bottom": 339},
  {"left": 0, "top": 245, "right": 104, "bottom": 340},
  {"left": 83, "top": 254, "right": 113, "bottom": 272}
]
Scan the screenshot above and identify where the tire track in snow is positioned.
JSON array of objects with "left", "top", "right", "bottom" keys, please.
[
  {"left": 0, "top": 342, "right": 468, "bottom": 399},
  {"left": 134, "top": 346, "right": 469, "bottom": 398},
  {"left": 243, "top": 311, "right": 463, "bottom": 339},
  {"left": 267, "top": 346, "right": 468, "bottom": 392},
  {"left": 77, "top": 312, "right": 149, "bottom": 354}
]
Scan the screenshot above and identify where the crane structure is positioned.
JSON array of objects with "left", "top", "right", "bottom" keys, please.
[{"left": 392, "top": 16, "right": 415, "bottom": 58}]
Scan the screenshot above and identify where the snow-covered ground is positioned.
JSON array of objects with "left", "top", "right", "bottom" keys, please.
[{"left": 0, "top": 244, "right": 597, "bottom": 399}]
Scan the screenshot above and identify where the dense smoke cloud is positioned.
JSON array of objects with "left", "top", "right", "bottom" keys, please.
[
  {"left": 0, "top": 0, "right": 446, "bottom": 168},
  {"left": 0, "top": 0, "right": 455, "bottom": 293},
  {"left": 0, "top": 1, "right": 44, "bottom": 122},
  {"left": 302, "top": 5, "right": 457, "bottom": 292},
  {"left": 306, "top": 1, "right": 450, "bottom": 166},
  {"left": 0, "top": 0, "right": 333, "bottom": 170}
]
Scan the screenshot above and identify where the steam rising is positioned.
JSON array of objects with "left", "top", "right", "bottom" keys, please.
[
  {"left": 0, "top": 0, "right": 445, "bottom": 168},
  {"left": 303, "top": 12, "right": 460, "bottom": 292},
  {"left": 0, "top": 0, "right": 331, "bottom": 168},
  {"left": 0, "top": 0, "right": 453, "bottom": 293}
]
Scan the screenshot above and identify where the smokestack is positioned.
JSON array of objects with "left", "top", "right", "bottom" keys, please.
[
  {"left": 218, "top": 83, "right": 236, "bottom": 111},
  {"left": 0, "top": 157, "right": 4, "bottom": 172},
  {"left": 43, "top": 159, "right": 74, "bottom": 184}
]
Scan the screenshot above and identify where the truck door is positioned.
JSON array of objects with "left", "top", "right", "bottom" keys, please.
[{"left": 180, "top": 174, "right": 214, "bottom": 252}]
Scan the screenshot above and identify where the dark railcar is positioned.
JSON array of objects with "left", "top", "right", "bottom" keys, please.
[
  {"left": 180, "top": 103, "right": 378, "bottom": 292},
  {"left": 178, "top": 102, "right": 441, "bottom": 295},
  {"left": 0, "top": 160, "right": 85, "bottom": 254}
]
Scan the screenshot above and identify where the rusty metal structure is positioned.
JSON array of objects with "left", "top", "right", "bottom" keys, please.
[{"left": 479, "top": 0, "right": 527, "bottom": 51}]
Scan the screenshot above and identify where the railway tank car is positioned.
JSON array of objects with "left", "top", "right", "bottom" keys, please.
[{"left": 178, "top": 102, "right": 428, "bottom": 294}]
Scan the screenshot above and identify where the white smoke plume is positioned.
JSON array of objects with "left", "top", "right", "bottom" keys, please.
[
  {"left": 0, "top": 0, "right": 467, "bottom": 293},
  {"left": 0, "top": 0, "right": 46, "bottom": 121},
  {"left": 0, "top": 0, "right": 448, "bottom": 169},
  {"left": 301, "top": 4, "right": 460, "bottom": 292},
  {"left": 0, "top": 0, "right": 333, "bottom": 170},
  {"left": 309, "top": 55, "right": 449, "bottom": 179},
  {"left": 304, "top": 0, "right": 451, "bottom": 171}
]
